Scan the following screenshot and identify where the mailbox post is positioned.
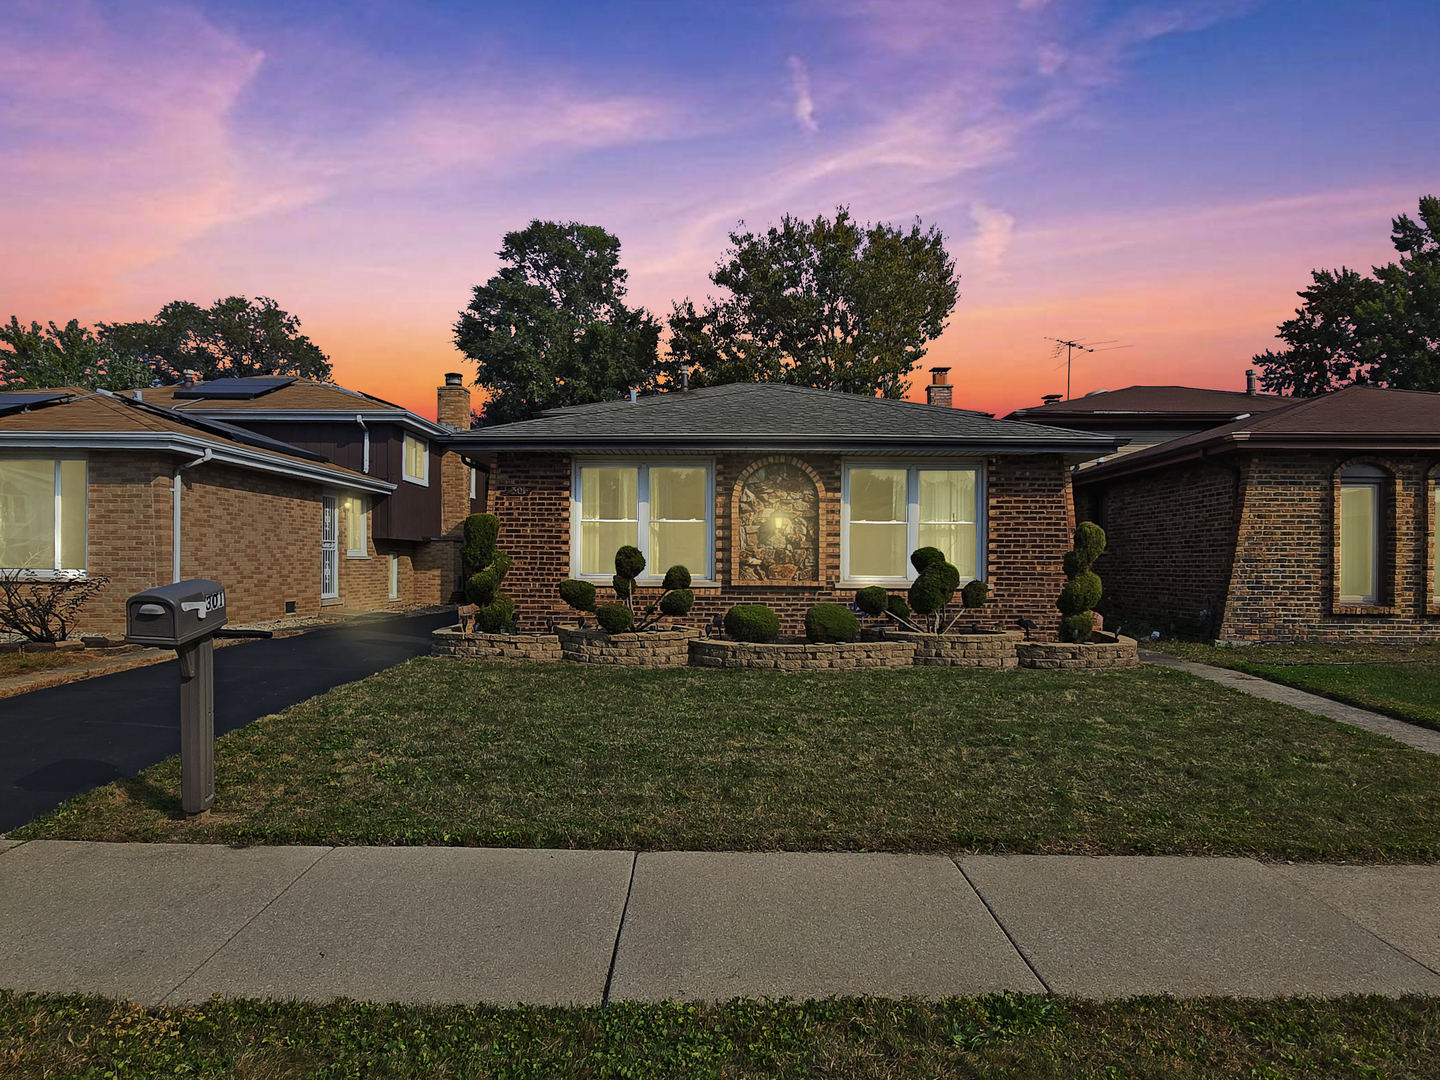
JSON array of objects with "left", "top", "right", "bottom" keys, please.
[{"left": 126, "top": 579, "right": 227, "bottom": 814}]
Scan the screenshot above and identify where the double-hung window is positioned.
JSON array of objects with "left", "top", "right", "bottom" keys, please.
[
  {"left": 1339, "top": 465, "right": 1384, "bottom": 605},
  {"left": 403, "top": 433, "right": 428, "bottom": 485},
  {"left": 573, "top": 461, "right": 713, "bottom": 581},
  {"left": 0, "top": 458, "right": 87, "bottom": 575},
  {"left": 842, "top": 463, "right": 982, "bottom": 582}
]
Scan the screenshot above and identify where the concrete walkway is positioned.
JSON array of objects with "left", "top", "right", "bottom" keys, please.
[
  {"left": 1141, "top": 650, "right": 1440, "bottom": 756},
  {"left": 2, "top": 840, "right": 1437, "bottom": 1005}
]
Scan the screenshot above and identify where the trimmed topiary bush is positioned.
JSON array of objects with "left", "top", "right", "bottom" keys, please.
[
  {"left": 911, "top": 547, "right": 948, "bottom": 574},
  {"left": 854, "top": 585, "right": 890, "bottom": 617},
  {"left": 887, "top": 594, "right": 912, "bottom": 622},
  {"left": 806, "top": 603, "right": 859, "bottom": 644},
  {"left": 723, "top": 604, "right": 780, "bottom": 643},
  {"left": 594, "top": 602, "right": 634, "bottom": 634},
  {"left": 908, "top": 550, "right": 960, "bottom": 632},
  {"left": 961, "top": 579, "right": 989, "bottom": 610},
  {"left": 1057, "top": 521, "right": 1106, "bottom": 642},
  {"left": 462, "top": 513, "right": 515, "bottom": 633},
  {"left": 658, "top": 588, "right": 695, "bottom": 618},
  {"left": 558, "top": 578, "right": 597, "bottom": 620}
]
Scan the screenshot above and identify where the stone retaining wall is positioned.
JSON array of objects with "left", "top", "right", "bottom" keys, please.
[
  {"left": 556, "top": 626, "right": 698, "bottom": 668},
  {"left": 861, "top": 628, "right": 1022, "bottom": 667},
  {"left": 432, "top": 626, "right": 562, "bottom": 661},
  {"left": 689, "top": 638, "right": 916, "bottom": 670},
  {"left": 1015, "top": 634, "right": 1139, "bottom": 670}
]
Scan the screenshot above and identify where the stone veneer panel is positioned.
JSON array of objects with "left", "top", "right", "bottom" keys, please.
[{"left": 733, "top": 459, "right": 821, "bottom": 583}]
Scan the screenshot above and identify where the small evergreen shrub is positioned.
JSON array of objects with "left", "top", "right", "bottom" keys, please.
[
  {"left": 723, "top": 604, "right": 780, "bottom": 643},
  {"left": 658, "top": 588, "right": 695, "bottom": 618},
  {"left": 908, "top": 550, "right": 960, "bottom": 631},
  {"left": 806, "top": 603, "right": 859, "bottom": 644},
  {"left": 662, "top": 565, "right": 692, "bottom": 590},
  {"left": 558, "top": 579, "right": 597, "bottom": 615},
  {"left": 462, "top": 513, "right": 515, "bottom": 633},
  {"left": 961, "top": 579, "right": 989, "bottom": 610},
  {"left": 595, "top": 603, "right": 634, "bottom": 634},
  {"left": 1057, "top": 521, "right": 1107, "bottom": 642},
  {"left": 854, "top": 586, "right": 890, "bottom": 617},
  {"left": 887, "top": 594, "right": 912, "bottom": 621},
  {"left": 910, "top": 547, "right": 948, "bottom": 574}
]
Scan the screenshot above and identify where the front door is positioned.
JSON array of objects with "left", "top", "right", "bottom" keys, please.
[{"left": 321, "top": 493, "right": 339, "bottom": 599}]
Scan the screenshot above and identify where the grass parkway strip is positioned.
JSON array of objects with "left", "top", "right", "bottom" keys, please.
[{"left": 13, "top": 659, "right": 1440, "bottom": 862}]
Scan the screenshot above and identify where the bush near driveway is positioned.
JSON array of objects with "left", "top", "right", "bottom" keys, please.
[{"left": 16, "top": 660, "right": 1440, "bottom": 862}]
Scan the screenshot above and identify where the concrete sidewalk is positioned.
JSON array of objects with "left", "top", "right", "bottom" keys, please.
[{"left": 2, "top": 840, "right": 1437, "bottom": 1006}]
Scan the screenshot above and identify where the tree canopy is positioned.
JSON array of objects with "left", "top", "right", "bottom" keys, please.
[
  {"left": 99, "top": 296, "right": 332, "bottom": 385},
  {"left": 454, "top": 221, "right": 662, "bottom": 424},
  {"left": 1254, "top": 195, "right": 1440, "bottom": 395},
  {"left": 664, "top": 207, "right": 959, "bottom": 398},
  {"left": 0, "top": 317, "right": 150, "bottom": 392}
]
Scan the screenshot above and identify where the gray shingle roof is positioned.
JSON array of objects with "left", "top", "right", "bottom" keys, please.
[{"left": 451, "top": 382, "right": 1121, "bottom": 454}]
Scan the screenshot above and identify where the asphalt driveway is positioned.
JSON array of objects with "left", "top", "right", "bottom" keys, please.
[{"left": 0, "top": 609, "right": 453, "bottom": 833}]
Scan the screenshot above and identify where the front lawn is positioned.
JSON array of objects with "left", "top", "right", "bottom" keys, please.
[
  {"left": 4, "top": 991, "right": 1436, "bottom": 1079},
  {"left": 1150, "top": 641, "right": 1440, "bottom": 733},
  {"left": 14, "top": 659, "right": 1440, "bottom": 861}
]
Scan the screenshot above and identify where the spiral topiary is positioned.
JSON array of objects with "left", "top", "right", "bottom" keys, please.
[
  {"left": 1057, "top": 520, "right": 1106, "bottom": 642},
  {"left": 462, "top": 513, "right": 515, "bottom": 632},
  {"left": 805, "top": 603, "right": 860, "bottom": 644}
]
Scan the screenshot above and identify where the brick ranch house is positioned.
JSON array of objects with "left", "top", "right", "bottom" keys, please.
[
  {"left": 0, "top": 376, "right": 480, "bottom": 635},
  {"left": 1071, "top": 385, "right": 1440, "bottom": 642},
  {"left": 451, "top": 379, "right": 1120, "bottom": 637}
]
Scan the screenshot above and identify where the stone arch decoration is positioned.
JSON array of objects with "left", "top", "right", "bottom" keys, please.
[{"left": 734, "top": 458, "right": 822, "bottom": 582}]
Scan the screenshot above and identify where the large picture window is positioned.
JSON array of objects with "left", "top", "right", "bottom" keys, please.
[
  {"left": 0, "top": 458, "right": 87, "bottom": 574},
  {"left": 842, "top": 463, "right": 981, "bottom": 582},
  {"left": 1339, "top": 465, "right": 1384, "bottom": 605},
  {"left": 574, "top": 462, "right": 713, "bottom": 580}
]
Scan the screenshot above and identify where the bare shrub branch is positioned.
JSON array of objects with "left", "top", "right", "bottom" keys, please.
[{"left": 0, "top": 571, "right": 110, "bottom": 643}]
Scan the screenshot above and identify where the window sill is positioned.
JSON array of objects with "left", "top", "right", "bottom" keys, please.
[
  {"left": 576, "top": 576, "right": 721, "bottom": 590},
  {"left": 345, "top": 552, "right": 369, "bottom": 560},
  {"left": 402, "top": 475, "right": 429, "bottom": 486},
  {"left": 321, "top": 597, "right": 344, "bottom": 607},
  {"left": 1331, "top": 604, "right": 1398, "bottom": 616}
]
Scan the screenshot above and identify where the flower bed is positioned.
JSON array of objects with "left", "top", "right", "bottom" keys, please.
[
  {"left": 1015, "top": 633, "right": 1140, "bottom": 670},
  {"left": 432, "top": 626, "right": 562, "bottom": 662},
  {"left": 689, "top": 637, "right": 916, "bottom": 671},
  {"left": 555, "top": 626, "right": 698, "bottom": 668},
  {"left": 860, "top": 628, "right": 1022, "bottom": 668}
]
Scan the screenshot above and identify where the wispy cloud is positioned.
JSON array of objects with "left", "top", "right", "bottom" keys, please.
[
  {"left": 787, "top": 55, "right": 819, "bottom": 134},
  {"left": 969, "top": 202, "right": 1017, "bottom": 275}
]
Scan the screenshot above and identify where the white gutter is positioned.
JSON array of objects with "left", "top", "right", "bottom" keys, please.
[
  {"left": 0, "top": 432, "right": 396, "bottom": 495},
  {"left": 356, "top": 414, "right": 369, "bottom": 473},
  {"left": 176, "top": 408, "right": 450, "bottom": 439},
  {"left": 173, "top": 448, "right": 211, "bottom": 582}
]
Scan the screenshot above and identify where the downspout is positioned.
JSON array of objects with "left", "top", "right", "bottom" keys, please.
[
  {"left": 355, "top": 415, "right": 370, "bottom": 474},
  {"left": 172, "top": 448, "right": 212, "bottom": 583}
]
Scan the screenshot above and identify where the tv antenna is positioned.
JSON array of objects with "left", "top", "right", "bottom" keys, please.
[{"left": 1046, "top": 337, "right": 1134, "bottom": 400}]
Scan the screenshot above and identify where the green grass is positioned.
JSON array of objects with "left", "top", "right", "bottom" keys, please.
[
  {"left": 1148, "top": 641, "right": 1440, "bottom": 733},
  {"left": 14, "top": 659, "right": 1440, "bottom": 861},
  {"left": 3, "top": 990, "right": 1437, "bottom": 1079}
]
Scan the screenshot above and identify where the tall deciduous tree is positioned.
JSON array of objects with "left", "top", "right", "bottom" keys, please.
[
  {"left": 1255, "top": 195, "right": 1440, "bottom": 395},
  {"left": 98, "top": 296, "right": 333, "bottom": 385},
  {"left": 0, "top": 317, "right": 150, "bottom": 391},
  {"left": 454, "top": 221, "right": 662, "bottom": 424},
  {"left": 665, "top": 207, "right": 959, "bottom": 398}
]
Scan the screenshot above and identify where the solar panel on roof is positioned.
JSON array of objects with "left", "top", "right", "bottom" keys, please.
[
  {"left": 172, "top": 377, "right": 296, "bottom": 400},
  {"left": 0, "top": 391, "right": 73, "bottom": 416}
]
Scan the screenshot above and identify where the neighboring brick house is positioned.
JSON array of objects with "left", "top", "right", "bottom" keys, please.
[
  {"left": 1071, "top": 385, "right": 1440, "bottom": 642},
  {"left": 1006, "top": 376, "right": 1292, "bottom": 466},
  {"left": 0, "top": 376, "right": 480, "bottom": 635},
  {"left": 450, "top": 380, "right": 1120, "bottom": 637}
]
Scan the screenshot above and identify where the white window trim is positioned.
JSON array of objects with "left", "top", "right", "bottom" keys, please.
[
  {"left": 570, "top": 458, "right": 717, "bottom": 585},
  {"left": 469, "top": 466, "right": 477, "bottom": 500},
  {"left": 403, "top": 433, "right": 429, "bottom": 486},
  {"left": 0, "top": 453, "right": 88, "bottom": 577},
  {"left": 838, "top": 459, "right": 986, "bottom": 587},
  {"left": 388, "top": 552, "right": 400, "bottom": 600},
  {"left": 344, "top": 493, "right": 369, "bottom": 558},
  {"left": 1339, "top": 470, "right": 1384, "bottom": 606}
]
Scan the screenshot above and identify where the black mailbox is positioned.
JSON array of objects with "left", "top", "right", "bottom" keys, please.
[{"left": 126, "top": 579, "right": 227, "bottom": 648}]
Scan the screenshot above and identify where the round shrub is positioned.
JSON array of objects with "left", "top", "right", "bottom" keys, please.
[
  {"left": 910, "top": 546, "right": 948, "bottom": 574},
  {"left": 661, "top": 565, "right": 692, "bottom": 591},
  {"left": 614, "top": 545, "right": 646, "bottom": 580},
  {"left": 472, "top": 593, "right": 515, "bottom": 634},
  {"left": 1058, "top": 571, "right": 1102, "bottom": 617},
  {"left": 806, "top": 603, "right": 859, "bottom": 644},
  {"left": 1073, "top": 520, "right": 1107, "bottom": 566},
  {"left": 961, "top": 579, "right": 990, "bottom": 610},
  {"left": 724, "top": 604, "right": 780, "bottom": 643},
  {"left": 1062, "top": 613, "right": 1097, "bottom": 642},
  {"left": 658, "top": 588, "right": 695, "bottom": 618},
  {"left": 854, "top": 585, "right": 889, "bottom": 616},
  {"left": 558, "top": 578, "right": 597, "bottom": 613},
  {"left": 887, "top": 594, "right": 912, "bottom": 621},
  {"left": 595, "top": 603, "right": 634, "bottom": 634}
]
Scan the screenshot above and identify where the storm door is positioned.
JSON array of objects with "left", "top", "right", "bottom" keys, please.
[{"left": 321, "top": 493, "right": 340, "bottom": 599}]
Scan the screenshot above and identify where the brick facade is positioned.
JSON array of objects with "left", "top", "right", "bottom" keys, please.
[
  {"left": 484, "top": 450, "right": 1078, "bottom": 638},
  {"left": 1078, "top": 450, "right": 1440, "bottom": 642}
]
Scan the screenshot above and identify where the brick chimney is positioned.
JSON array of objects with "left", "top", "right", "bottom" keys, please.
[
  {"left": 925, "top": 367, "right": 952, "bottom": 408},
  {"left": 437, "top": 372, "right": 471, "bottom": 430}
]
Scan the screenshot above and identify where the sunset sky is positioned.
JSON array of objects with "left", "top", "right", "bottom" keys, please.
[{"left": 3, "top": 0, "right": 1437, "bottom": 420}]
